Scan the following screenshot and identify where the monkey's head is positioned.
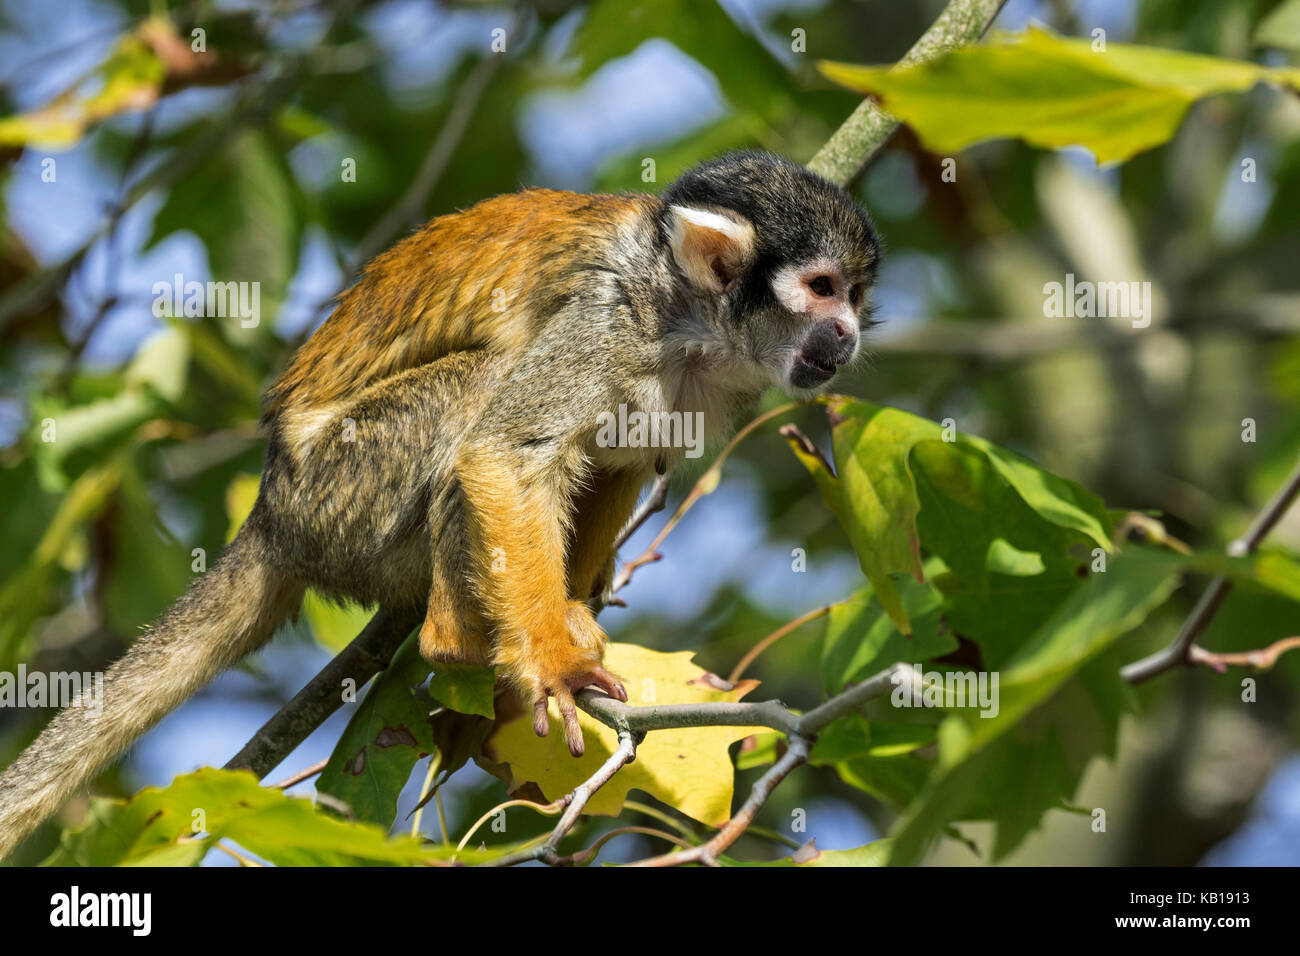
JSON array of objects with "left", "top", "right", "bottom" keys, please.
[{"left": 660, "top": 151, "right": 881, "bottom": 394}]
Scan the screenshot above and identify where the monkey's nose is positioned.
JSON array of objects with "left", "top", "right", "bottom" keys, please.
[{"left": 833, "top": 318, "right": 854, "bottom": 339}]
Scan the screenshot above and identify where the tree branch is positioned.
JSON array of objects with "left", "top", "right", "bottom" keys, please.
[
  {"left": 486, "top": 727, "right": 640, "bottom": 867},
  {"left": 587, "top": 470, "right": 672, "bottom": 613},
  {"left": 628, "top": 737, "right": 810, "bottom": 867},
  {"left": 606, "top": 401, "right": 810, "bottom": 601},
  {"left": 582, "top": 662, "right": 922, "bottom": 867},
  {"left": 1121, "top": 454, "right": 1300, "bottom": 685},
  {"left": 223, "top": 608, "right": 420, "bottom": 778},
  {"left": 806, "top": 0, "right": 1008, "bottom": 188},
  {"left": 474, "top": 663, "right": 920, "bottom": 866}
]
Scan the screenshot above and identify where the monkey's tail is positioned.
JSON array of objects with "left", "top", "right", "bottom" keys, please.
[{"left": 0, "top": 523, "right": 303, "bottom": 861}]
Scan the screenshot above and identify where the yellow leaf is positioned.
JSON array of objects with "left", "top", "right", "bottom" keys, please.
[
  {"left": 0, "top": 27, "right": 167, "bottom": 149},
  {"left": 485, "top": 643, "right": 765, "bottom": 827}
]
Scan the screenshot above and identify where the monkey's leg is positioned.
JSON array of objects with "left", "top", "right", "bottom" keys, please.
[
  {"left": 419, "top": 493, "right": 493, "bottom": 666},
  {"left": 271, "top": 351, "right": 507, "bottom": 641},
  {"left": 565, "top": 467, "right": 650, "bottom": 604},
  {"left": 456, "top": 434, "right": 628, "bottom": 757}
]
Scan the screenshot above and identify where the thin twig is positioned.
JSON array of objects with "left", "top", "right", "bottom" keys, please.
[
  {"left": 485, "top": 728, "right": 639, "bottom": 867},
  {"left": 728, "top": 599, "right": 847, "bottom": 683},
  {"left": 613, "top": 472, "right": 673, "bottom": 555},
  {"left": 455, "top": 798, "right": 565, "bottom": 856},
  {"left": 272, "top": 758, "right": 327, "bottom": 790},
  {"left": 411, "top": 752, "right": 442, "bottom": 838},
  {"left": 609, "top": 401, "right": 810, "bottom": 598},
  {"left": 588, "top": 471, "right": 673, "bottom": 613},
  {"left": 627, "top": 737, "right": 810, "bottom": 867},
  {"left": 1121, "top": 454, "right": 1300, "bottom": 685},
  {"left": 552, "top": 826, "right": 691, "bottom": 866},
  {"left": 1188, "top": 636, "right": 1300, "bottom": 673}
]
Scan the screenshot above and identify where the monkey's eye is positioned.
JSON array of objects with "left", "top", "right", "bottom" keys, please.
[
  {"left": 808, "top": 275, "right": 834, "bottom": 297},
  {"left": 849, "top": 284, "right": 863, "bottom": 306}
]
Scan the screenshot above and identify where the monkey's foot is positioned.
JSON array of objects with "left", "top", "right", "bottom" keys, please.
[{"left": 531, "top": 665, "right": 627, "bottom": 758}]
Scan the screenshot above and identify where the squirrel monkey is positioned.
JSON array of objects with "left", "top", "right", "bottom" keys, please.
[{"left": 0, "top": 151, "right": 879, "bottom": 858}]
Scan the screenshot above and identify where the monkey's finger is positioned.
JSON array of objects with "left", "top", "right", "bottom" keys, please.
[
  {"left": 569, "top": 666, "right": 627, "bottom": 703},
  {"left": 532, "top": 695, "right": 551, "bottom": 738},
  {"left": 590, "top": 666, "right": 627, "bottom": 703},
  {"left": 553, "top": 688, "right": 585, "bottom": 757}
]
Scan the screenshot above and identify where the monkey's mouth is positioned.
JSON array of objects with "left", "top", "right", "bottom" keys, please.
[{"left": 789, "top": 350, "right": 838, "bottom": 389}]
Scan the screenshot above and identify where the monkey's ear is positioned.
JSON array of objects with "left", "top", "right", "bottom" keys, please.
[{"left": 667, "top": 205, "right": 755, "bottom": 294}]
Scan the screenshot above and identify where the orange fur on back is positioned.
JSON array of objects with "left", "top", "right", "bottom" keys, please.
[{"left": 267, "top": 190, "right": 653, "bottom": 418}]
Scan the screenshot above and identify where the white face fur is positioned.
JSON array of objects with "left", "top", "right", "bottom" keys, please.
[
  {"left": 664, "top": 204, "right": 866, "bottom": 394},
  {"left": 768, "top": 257, "right": 864, "bottom": 391},
  {"left": 770, "top": 257, "right": 862, "bottom": 349}
]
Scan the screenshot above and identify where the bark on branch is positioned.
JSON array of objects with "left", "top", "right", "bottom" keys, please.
[{"left": 806, "top": 0, "right": 1008, "bottom": 187}]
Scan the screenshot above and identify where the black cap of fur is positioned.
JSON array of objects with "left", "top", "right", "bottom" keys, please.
[{"left": 661, "top": 151, "right": 881, "bottom": 318}]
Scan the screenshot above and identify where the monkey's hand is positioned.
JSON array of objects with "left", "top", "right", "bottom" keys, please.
[{"left": 507, "top": 600, "right": 627, "bottom": 757}]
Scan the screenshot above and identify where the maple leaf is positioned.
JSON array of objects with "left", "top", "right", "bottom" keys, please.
[{"left": 484, "top": 643, "right": 765, "bottom": 827}]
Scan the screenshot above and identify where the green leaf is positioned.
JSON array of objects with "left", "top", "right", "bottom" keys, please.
[
  {"left": 427, "top": 660, "right": 496, "bottom": 719},
  {"left": 317, "top": 631, "right": 434, "bottom": 828},
  {"left": 1256, "top": 0, "right": 1300, "bottom": 51},
  {"left": 810, "top": 714, "right": 937, "bottom": 763},
  {"left": 911, "top": 440, "right": 1099, "bottom": 669},
  {"left": 788, "top": 402, "right": 931, "bottom": 633},
  {"left": 0, "top": 463, "right": 122, "bottom": 669},
  {"left": 743, "top": 838, "right": 894, "bottom": 866},
  {"left": 103, "top": 464, "right": 194, "bottom": 634},
  {"left": 30, "top": 391, "right": 158, "bottom": 492},
  {"left": 820, "top": 26, "right": 1300, "bottom": 163},
  {"left": 124, "top": 326, "right": 191, "bottom": 404},
  {"left": 886, "top": 552, "right": 1179, "bottom": 863},
  {"left": 44, "top": 768, "right": 470, "bottom": 866},
  {"left": 789, "top": 397, "right": 1112, "bottom": 638},
  {"left": 828, "top": 752, "right": 933, "bottom": 811},
  {"left": 819, "top": 571, "right": 957, "bottom": 694},
  {"left": 795, "top": 839, "right": 894, "bottom": 867}
]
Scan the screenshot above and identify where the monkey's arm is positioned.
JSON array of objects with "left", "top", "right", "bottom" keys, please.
[{"left": 452, "top": 354, "right": 630, "bottom": 756}]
